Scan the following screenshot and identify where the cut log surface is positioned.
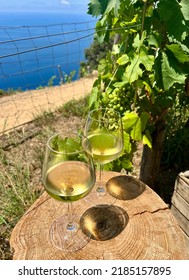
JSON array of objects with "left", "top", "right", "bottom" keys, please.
[{"left": 10, "top": 172, "right": 188, "bottom": 260}]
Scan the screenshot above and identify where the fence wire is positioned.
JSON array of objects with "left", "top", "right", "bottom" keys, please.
[{"left": 0, "top": 20, "right": 96, "bottom": 133}]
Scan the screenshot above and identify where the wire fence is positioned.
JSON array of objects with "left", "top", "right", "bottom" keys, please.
[{"left": 0, "top": 20, "right": 96, "bottom": 133}]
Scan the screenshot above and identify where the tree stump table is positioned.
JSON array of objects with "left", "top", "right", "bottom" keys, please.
[{"left": 10, "top": 171, "right": 188, "bottom": 260}]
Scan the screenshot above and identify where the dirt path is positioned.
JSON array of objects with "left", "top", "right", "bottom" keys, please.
[{"left": 0, "top": 74, "right": 96, "bottom": 133}]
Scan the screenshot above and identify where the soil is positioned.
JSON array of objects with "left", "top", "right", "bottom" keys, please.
[{"left": 0, "top": 74, "right": 97, "bottom": 133}]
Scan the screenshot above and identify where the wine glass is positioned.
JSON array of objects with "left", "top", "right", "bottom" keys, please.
[
  {"left": 83, "top": 108, "right": 124, "bottom": 206},
  {"left": 42, "top": 132, "right": 96, "bottom": 251}
]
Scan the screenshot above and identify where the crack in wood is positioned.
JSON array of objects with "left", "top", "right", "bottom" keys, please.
[{"left": 130, "top": 206, "right": 169, "bottom": 218}]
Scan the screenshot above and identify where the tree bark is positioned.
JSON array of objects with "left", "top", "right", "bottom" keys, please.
[{"left": 139, "top": 119, "right": 166, "bottom": 190}]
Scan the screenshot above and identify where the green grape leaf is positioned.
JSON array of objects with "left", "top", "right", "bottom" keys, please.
[
  {"left": 89, "top": 86, "right": 99, "bottom": 108},
  {"left": 88, "top": 0, "right": 104, "bottom": 16},
  {"left": 131, "top": 118, "right": 142, "bottom": 141},
  {"left": 124, "top": 56, "right": 143, "bottom": 83},
  {"left": 95, "top": 20, "right": 107, "bottom": 43},
  {"left": 57, "top": 138, "right": 67, "bottom": 152},
  {"left": 123, "top": 111, "right": 150, "bottom": 141},
  {"left": 117, "top": 54, "right": 129, "bottom": 65},
  {"left": 158, "top": 0, "right": 178, "bottom": 20},
  {"left": 103, "top": 161, "right": 113, "bottom": 171},
  {"left": 141, "top": 112, "right": 150, "bottom": 132},
  {"left": 123, "top": 132, "right": 131, "bottom": 154},
  {"left": 148, "top": 34, "right": 159, "bottom": 48},
  {"left": 53, "top": 137, "right": 81, "bottom": 153},
  {"left": 123, "top": 49, "right": 154, "bottom": 83},
  {"left": 139, "top": 48, "right": 154, "bottom": 71},
  {"left": 121, "top": 158, "right": 133, "bottom": 171},
  {"left": 180, "top": 0, "right": 189, "bottom": 20},
  {"left": 65, "top": 138, "right": 81, "bottom": 152},
  {"left": 166, "top": 44, "right": 189, "bottom": 63},
  {"left": 112, "top": 44, "right": 120, "bottom": 55},
  {"left": 132, "top": 32, "right": 146, "bottom": 51},
  {"left": 88, "top": 0, "right": 121, "bottom": 17},
  {"left": 158, "top": 0, "right": 188, "bottom": 41},
  {"left": 143, "top": 130, "right": 152, "bottom": 148},
  {"left": 122, "top": 111, "right": 138, "bottom": 131},
  {"left": 98, "top": 59, "right": 108, "bottom": 73},
  {"left": 104, "top": 0, "right": 121, "bottom": 16},
  {"left": 113, "top": 81, "right": 127, "bottom": 88},
  {"left": 161, "top": 52, "right": 186, "bottom": 90}
]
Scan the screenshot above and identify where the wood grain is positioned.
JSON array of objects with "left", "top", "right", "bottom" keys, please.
[
  {"left": 10, "top": 171, "right": 188, "bottom": 260},
  {"left": 171, "top": 172, "right": 189, "bottom": 247}
]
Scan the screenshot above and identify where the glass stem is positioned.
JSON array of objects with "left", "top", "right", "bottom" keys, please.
[
  {"left": 97, "top": 164, "right": 106, "bottom": 194},
  {"left": 67, "top": 202, "right": 75, "bottom": 231}
]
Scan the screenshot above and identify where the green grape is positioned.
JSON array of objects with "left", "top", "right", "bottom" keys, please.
[{"left": 101, "top": 83, "right": 135, "bottom": 117}]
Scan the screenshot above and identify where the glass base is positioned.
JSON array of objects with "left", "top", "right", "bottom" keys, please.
[
  {"left": 84, "top": 182, "right": 116, "bottom": 207},
  {"left": 49, "top": 214, "right": 90, "bottom": 251}
]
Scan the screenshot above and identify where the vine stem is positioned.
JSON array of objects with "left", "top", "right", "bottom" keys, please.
[
  {"left": 141, "top": 1, "right": 147, "bottom": 38},
  {"left": 105, "top": 67, "right": 119, "bottom": 92}
]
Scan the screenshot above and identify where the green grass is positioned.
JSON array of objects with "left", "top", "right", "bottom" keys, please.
[
  {"left": 58, "top": 96, "right": 89, "bottom": 117},
  {"left": 0, "top": 156, "right": 39, "bottom": 224},
  {"left": 0, "top": 143, "right": 44, "bottom": 259}
]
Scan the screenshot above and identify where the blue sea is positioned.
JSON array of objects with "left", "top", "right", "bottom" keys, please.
[{"left": 0, "top": 11, "right": 96, "bottom": 91}]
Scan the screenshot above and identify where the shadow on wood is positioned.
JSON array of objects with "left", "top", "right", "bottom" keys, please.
[
  {"left": 81, "top": 205, "right": 129, "bottom": 241},
  {"left": 106, "top": 175, "right": 145, "bottom": 200}
]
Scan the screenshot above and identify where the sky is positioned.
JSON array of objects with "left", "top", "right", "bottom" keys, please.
[{"left": 0, "top": 0, "right": 90, "bottom": 13}]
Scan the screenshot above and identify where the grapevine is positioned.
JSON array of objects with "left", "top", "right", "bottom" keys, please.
[{"left": 87, "top": 0, "right": 189, "bottom": 187}]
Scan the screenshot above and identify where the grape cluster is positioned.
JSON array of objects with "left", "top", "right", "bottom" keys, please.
[{"left": 102, "top": 84, "right": 134, "bottom": 116}]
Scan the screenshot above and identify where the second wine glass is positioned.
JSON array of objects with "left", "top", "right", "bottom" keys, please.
[{"left": 83, "top": 108, "right": 124, "bottom": 206}]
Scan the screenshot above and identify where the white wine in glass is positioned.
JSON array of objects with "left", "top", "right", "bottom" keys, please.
[
  {"left": 83, "top": 108, "right": 124, "bottom": 206},
  {"left": 42, "top": 132, "right": 96, "bottom": 251}
]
